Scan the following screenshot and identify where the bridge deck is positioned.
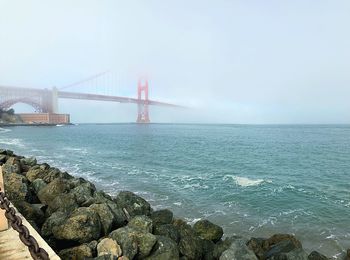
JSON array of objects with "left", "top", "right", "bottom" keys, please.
[{"left": 0, "top": 205, "right": 60, "bottom": 260}]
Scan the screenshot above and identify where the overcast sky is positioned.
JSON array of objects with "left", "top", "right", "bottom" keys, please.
[{"left": 0, "top": 0, "right": 349, "bottom": 124}]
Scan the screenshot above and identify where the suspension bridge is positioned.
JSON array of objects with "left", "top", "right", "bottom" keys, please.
[{"left": 0, "top": 72, "right": 180, "bottom": 123}]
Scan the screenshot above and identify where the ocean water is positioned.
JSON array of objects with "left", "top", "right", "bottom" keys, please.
[{"left": 0, "top": 124, "right": 349, "bottom": 258}]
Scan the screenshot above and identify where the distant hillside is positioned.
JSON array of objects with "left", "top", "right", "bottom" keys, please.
[{"left": 0, "top": 108, "right": 23, "bottom": 124}]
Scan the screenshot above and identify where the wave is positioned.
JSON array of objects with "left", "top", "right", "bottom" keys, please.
[
  {"left": 0, "top": 138, "right": 25, "bottom": 147},
  {"left": 0, "top": 127, "right": 11, "bottom": 133},
  {"left": 225, "top": 175, "right": 271, "bottom": 187}
]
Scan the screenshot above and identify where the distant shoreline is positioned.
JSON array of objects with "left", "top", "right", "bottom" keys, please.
[{"left": 0, "top": 123, "right": 73, "bottom": 127}]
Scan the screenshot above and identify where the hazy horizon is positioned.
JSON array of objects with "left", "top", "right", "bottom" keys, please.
[{"left": 1, "top": 0, "right": 349, "bottom": 124}]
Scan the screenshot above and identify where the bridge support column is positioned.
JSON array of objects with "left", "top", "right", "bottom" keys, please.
[
  {"left": 136, "top": 78, "right": 150, "bottom": 123},
  {"left": 51, "top": 87, "right": 58, "bottom": 114}
]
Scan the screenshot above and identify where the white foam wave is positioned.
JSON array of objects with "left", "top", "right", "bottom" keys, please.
[
  {"left": 0, "top": 138, "right": 25, "bottom": 147},
  {"left": 225, "top": 175, "right": 271, "bottom": 187},
  {"left": 0, "top": 127, "right": 11, "bottom": 133}
]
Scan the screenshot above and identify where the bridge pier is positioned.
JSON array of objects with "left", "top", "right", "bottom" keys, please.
[
  {"left": 51, "top": 87, "right": 58, "bottom": 114},
  {"left": 136, "top": 78, "right": 150, "bottom": 123}
]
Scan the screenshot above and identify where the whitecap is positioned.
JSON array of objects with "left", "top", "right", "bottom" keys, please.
[
  {"left": 0, "top": 138, "right": 25, "bottom": 147},
  {"left": 0, "top": 127, "right": 11, "bottom": 133},
  {"left": 225, "top": 175, "right": 271, "bottom": 187}
]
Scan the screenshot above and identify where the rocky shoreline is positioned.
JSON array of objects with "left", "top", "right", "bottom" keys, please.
[{"left": 0, "top": 149, "right": 348, "bottom": 260}]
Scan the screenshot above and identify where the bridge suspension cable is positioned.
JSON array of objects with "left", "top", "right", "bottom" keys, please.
[{"left": 59, "top": 70, "right": 111, "bottom": 90}]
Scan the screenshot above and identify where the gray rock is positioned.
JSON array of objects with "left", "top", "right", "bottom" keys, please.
[
  {"left": 71, "top": 181, "right": 96, "bottom": 205},
  {"left": 41, "top": 211, "right": 69, "bottom": 237},
  {"left": 43, "top": 167, "right": 72, "bottom": 183},
  {"left": 173, "top": 219, "right": 203, "bottom": 260},
  {"left": 14, "top": 201, "right": 45, "bottom": 226},
  {"left": 110, "top": 226, "right": 138, "bottom": 259},
  {"left": 0, "top": 154, "right": 7, "bottom": 164},
  {"left": 114, "top": 191, "right": 151, "bottom": 217},
  {"left": 265, "top": 239, "right": 302, "bottom": 259},
  {"left": 3, "top": 171, "right": 30, "bottom": 202},
  {"left": 83, "top": 190, "right": 113, "bottom": 206},
  {"left": 26, "top": 166, "right": 47, "bottom": 182},
  {"left": 20, "top": 157, "right": 37, "bottom": 167},
  {"left": 59, "top": 244, "right": 93, "bottom": 260},
  {"left": 145, "top": 235, "right": 179, "bottom": 260},
  {"left": 92, "top": 255, "right": 118, "bottom": 260},
  {"left": 247, "top": 234, "right": 303, "bottom": 260},
  {"left": 109, "top": 226, "right": 157, "bottom": 259},
  {"left": 52, "top": 207, "right": 102, "bottom": 243},
  {"left": 31, "top": 178, "right": 47, "bottom": 193},
  {"left": 308, "top": 251, "right": 329, "bottom": 260},
  {"left": 97, "top": 238, "right": 122, "bottom": 257},
  {"left": 214, "top": 236, "right": 243, "bottom": 259},
  {"left": 89, "top": 203, "right": 115, "bottom": 235},
  {"left": 265, "top": 234, "right": 302, "bottom": 250},
  {"left": 201, "top": 238, "right": 216, "bottom": 260},
  {"left": 193, "top": 219, "right": 224, "bottom": 242},
  {"left": 247, "top": 237, "right": 267, "bottom": 259},
  {"left": 220, "top": 239, "right": 258, "bottom": 260},
  {"left": 269, "top": 248, "right": 308, "bottom": 260},
  {"left": 128, "top": 215, "right": 153, "bottom": 233},
  {"left": 46, "top": 193, "right": 78, "bottom": 215},
  {"left": 37, "top": 178, "right": 71, "bottom": 205},
  {"left": 153, "top": 224, "right": 180, "bottom": 243},
  {"left": 2, "top": 156, "right": 22, "bottom": 175},
  {"left": 106, "top": 202, "right": 128, "bottom": 228},
  {"left": 150, "top": 209, "right": 173, "bottom": 226}
]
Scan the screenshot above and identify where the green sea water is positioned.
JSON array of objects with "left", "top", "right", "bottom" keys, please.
[{"left": 0, "top": 124, "right": 349, "bottom": 258}]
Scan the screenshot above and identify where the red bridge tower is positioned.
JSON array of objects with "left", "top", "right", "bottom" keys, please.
[{"left": 136, "top": 78, "right": 150, "bottom": 123}]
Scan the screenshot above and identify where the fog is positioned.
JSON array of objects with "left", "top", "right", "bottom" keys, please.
[{"left": 0, "top": 0, "right": 349, "bottom": 123}]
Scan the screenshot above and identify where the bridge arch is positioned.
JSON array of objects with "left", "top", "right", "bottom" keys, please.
[{"left": 0, "top": 98, "right": 46, "bottom": 113}]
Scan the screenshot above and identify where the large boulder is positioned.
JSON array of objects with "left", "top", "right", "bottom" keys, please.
[
  {"left": 20, "top": 157, "right": 37, "bottom": 167},
  {"left": 82, "top": 190, "right": 113, "bottom": 206},
  {"left": 128, "top": 215, "right": 153, "bottom": 233},
  {"left": 2, "top": 156, "right": 22, "bottom": 175},
  {"left": 26, "top": 165, "right": 47, "bottom": 182},
  {"left": 37, "top": 178, "right": 71, "bottom": 205},
  {"left": 264, "top": 237, "right": 303, "bottom": 260},
  {"left": 43, "top": 167, "right": 72, "bottom": 183},
  {"left": 109, "top": 226, "right": 157, "bottom": 259},
  {"left": 31, "top": 178, "right": 47, "bottom": 193},
  {"left": 3, "top": 171, "right": 30, "bottom": 202},
  {"left": 89, "top": 203, "right": 115, "bottom": 235},
  {"left": 193, "top": 219, "right": 223, "bottom": 242},
  {"left": 247, "top": 237, "right": 268, "bottom": 259},
  {"left": 97, "top": 238, "right": 122, "bottom": 258},
  {"left": 153, "top": 224, "right": 180, "bottom": 243},
  {"left": 347, "top": 249, "right": 350, "bottom": 260},
  {"left": 220, "top": 239, "right": 257, "bottom": 260},
  {"left": 114, "top": 191, "right": 151, "bottom": 217},
  {"left": 0, "top": 154, "right": 7, "bottom": 164},
  {"left": 46, "top": 193, "right": 78, "bottom": 215},
  {"left": 173, "top": 219, "right": 203, "bottom": 260},
  {"left": 247, "top": 234, "right": 303, "bottom": 260},
  {"left": 213, "top": 236, "right": 242, "bottom": 259},
  {"left": 59, "top": 244, "right": 93, "bottom": 260},
  {"left": 14, "top": 201, "right": 45, "bottom": 227},
  {"left": 307, "top": 251, "right": 329, "bottom": 260},
  {"left": 106, "top": 202, "right": 128, "bottom": 228},
  {"left": 70, "top": 181, "right": 96, "bottom": 206},
  {"left": 52, "top": 207, "right": 102, "bottom": 243},
  {"left": 150, "top": 209, "right": 173, "bottom": 226},
  {"left": 145, "top": 235, "right": 179, "bottom": 260},
  {"left": 41, "top": 211, "right": 69, "bottom": 237},
  {"left": 265, "top": 234, "right": 302, "bottom": 248},
  {"left": 269, "top": 248, "right": 308, "bottom": 260}
]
